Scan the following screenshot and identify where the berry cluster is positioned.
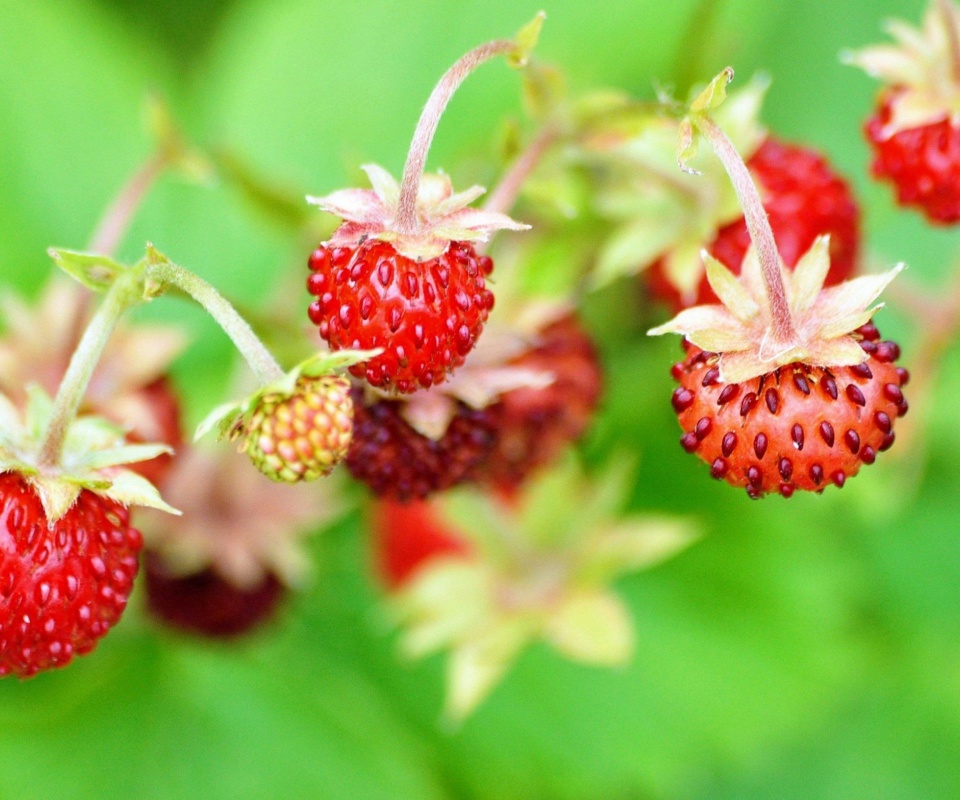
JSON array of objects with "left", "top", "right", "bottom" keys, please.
[{"left": 5, "top": 3, "right": 959, "bottom": 725}]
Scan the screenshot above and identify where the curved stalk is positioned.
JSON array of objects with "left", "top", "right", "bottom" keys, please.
[
  {"left": 694, "top": 114, "right": 796, "bottom": 344},
  {"left": 395, "top": 40, "right": 515, "bottom": 234},
  {"left": 147, "top": 262, "right": 285, "bottom": 386}
]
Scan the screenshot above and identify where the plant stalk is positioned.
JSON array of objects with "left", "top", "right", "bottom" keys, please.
[
  {"left": 395, "top": 39, "right": 516, "bottom": 234},
  {"left": 147, "top": 262, "right": 285, "bottom": 386},
  {"left": 694, "top": 114, "right": 796, "bottom": 344},
  {"left": 37, "top": 275, "right": 141, "bottom": 468}
]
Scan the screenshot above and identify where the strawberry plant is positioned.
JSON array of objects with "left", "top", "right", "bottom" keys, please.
[{"left": 1, "top": 1, "right": 959, "bottom": 799}]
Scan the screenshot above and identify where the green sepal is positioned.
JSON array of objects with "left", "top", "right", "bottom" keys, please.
[
  {"left": 77, "top": 443, "right": 173, "bottom": 472},
  {"left": 509, "top": 11, "right": 546, "bottom": 69},
  {"left": 98, "top": 469, "right": 181, "bottom": 516},
  {"left": 689, "top": 66, "right": 735, "bottom": 112},
  {"left": 47, "top": 248, "right": 127, "bottom": 293},
  {"left": 0, "top": 386, "right": 179, "bottom": 523}
]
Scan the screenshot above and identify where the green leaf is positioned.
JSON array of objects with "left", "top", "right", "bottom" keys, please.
[
  {"left": 48, "top": 248, "right": 127, "bottom": 292},
  {"left": 689, "top": 66, "right": 735, "bottom": 112},
  {"left": 100, "top": 469, "right": 181, "bottom": 515},
  {"left": 509, "top": 11, "right": 546, "bottom": 69}
]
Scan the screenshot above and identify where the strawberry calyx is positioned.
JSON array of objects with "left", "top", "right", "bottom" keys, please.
[
  {"left": 649, "top": 237, "right": 903, "bottom": 383},
  {"left": 0, "top": 386, "right": 178, "bottom": 524},
  {"left": 307, "top": 166, "right": 529, "bottom": 261},
  {"left": 845, "top": 0, "right": 960, "bottom": 137}
]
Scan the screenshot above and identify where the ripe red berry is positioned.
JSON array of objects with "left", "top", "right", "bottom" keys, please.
[
  {"left": 474, "top": 316, "right": 603, "bottom": 487},
  {"left": 372, "top": 499, "right": 472, "bottom": 590},
  {"left": 865, "top": 89, "right": 960, "bottom": 224},
  {"left": 308, "top": 240, "right": 495, "bottom": 393},
  {"left": 143, "top": 552, "right": 284, "bottom": 638},
  {"left": 0, "top": 473, "right": 143, "bottom": 677},
  {"left": 346, "top": 387, "right": 497, "bottom": 500},
  {"left": 647, "top": 137, "right": 860, "bottom": 309},
  {"left": 669, "top": 326, "right": 907, "bottom": 498}
]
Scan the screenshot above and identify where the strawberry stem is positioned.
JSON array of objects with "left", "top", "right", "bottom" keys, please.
[
  {"left": 146, "top": 260, "right": 285, "bottom": 386},
  {"left": 395, "top": 39, "right": 516, "bottom": 235},
  {"left": 694, "top": 114, "right": 797, "bottom": 344},
  {"left": 37, "top": 272, "right": 144, "bottom": 469}
]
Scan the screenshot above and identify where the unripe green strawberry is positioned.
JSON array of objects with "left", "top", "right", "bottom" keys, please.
[{"left": 240, "top": 375, "right": 353, "bottom": 483}]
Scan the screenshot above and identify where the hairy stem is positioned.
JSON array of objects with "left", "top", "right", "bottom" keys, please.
[
  {"left": 88, "top": 153, "right": 169, "bottom": 257},
  {"left": 695, "top": 114, "right": 796, "bottom": 343},
  {"left": 395, "top": 40, "right": 515, "bottom": 234},
  {"left": 38, "top": 275, "right": 141, "bottom": 468},
  {"left": 148, "top": 261, "right": 285, "bottom": 385}
]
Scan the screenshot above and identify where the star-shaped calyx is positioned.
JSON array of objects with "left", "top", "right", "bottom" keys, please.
[
  {"left": 307, "top": 165, "right": 528, "bottom": 261},
  {"left": 0, "top": 386, "right": 178, "bottom": 525},
  {"left": 844, "top": 0, "right": 960, "bottom": 136},
  {"left": 387, "top": 456, "right": 699, "bottom": 721},
  {"left": 649, "top": 236, "right": 903, "bottom": 383}
]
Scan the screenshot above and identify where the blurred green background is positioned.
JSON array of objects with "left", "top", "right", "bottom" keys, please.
[{"left": 2, "top": 0, "right": 960, "bottom": 798}]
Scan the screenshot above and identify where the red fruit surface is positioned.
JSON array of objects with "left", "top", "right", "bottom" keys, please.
[
  {"left": 669, "top": 324, "right": 908, "bottom": 497},
  {"left": 0, "top": 474, "right": 142, "bottom": 677},
  {"left": 475, "top": 316, "right": 603, "bottom": 488},
  {"left": 648, "top": 137, "right": 861, "bottom": 310},
  {"left": 865, "top": 88, "right": 960, "bottom": 224},
  {"left": 372, "top": 499, "right": 471, "bottom": 590},
  {"left": 143, "top": 552, "right": 284, "bottom": 638},
  {"left": 346, "top": 388, "right": 496, "bottom": 501},
  {"left": 307, "top": 240, "right": 495, "bottom": 393}
]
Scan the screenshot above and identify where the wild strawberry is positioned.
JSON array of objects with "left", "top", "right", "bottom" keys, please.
[
  {"left": 646, "top": 137, "right": 860, "bottom": 310},
  {"left": 303, "top": 17, "right": 543, "bottom": 393},
  {"left": 372, "top": 499, "right": 472, "bottom": 590},
  {"left": 143, "top": 553, "right": 285, "bottom": 639},
  {"left": 307, "top": 169, "right": 524, "bottom": 393},
  {"left": 346, "top": 386, "right": 497, "bottom": 501},
  {"left": 239, "top": 375, "right": 353, "bottom": 483},
  {"left": 671, "top": 328, "right": 907, "bottom": 497},
  {"left": 0, "top": 474, "right": 142, "bottom": 677},
  {"left": 847, "top": 0, "right": 960, "bottom": 223},
  {"left": 197, "top": 351, "right": 372, "bottom": 483},
  {"left": 651, "top": 239, "right": 906, "bottom": 497},
  {"left": 0, "top": 388, "right": 176, "bottom": 678},
  {"left": 474, "top": 315, "right": 603, "bottom": 487}
]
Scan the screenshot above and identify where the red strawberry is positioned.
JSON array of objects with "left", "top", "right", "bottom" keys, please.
[
  {"left": 474, "top": 315, "right": 603, "bottom": 487},
  {"left": 306, "top": 159, "right": 526, "bottom": 395},
  {"left": 372, "top": 499, "right": 472, "bottom": 590},
  {"left": 647, "top": 137, "right": 860, "bottom": 309},
  {"left": 865, "top": 89, "right": 960, "bottom": 224},
  {"left": 670, "top": 326, "right": 908, "bottom": 498},
  {"left": 308, "top": 240, "right": 495, "bottom": 393},
  {"left": 346, "top": 386, "right": 497, "bottom": 500},
  {"left": 143, "top": 553, "right": 284, "bottom": 638},
  {"left": 847, "top": 1, "right": 960, "bottom": 223},
  {"left": 649, "top": 233, "right": 906, "bottom": 497},
  {"left": 0, "top": 473, "right": 143, "bottom": 677}
]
